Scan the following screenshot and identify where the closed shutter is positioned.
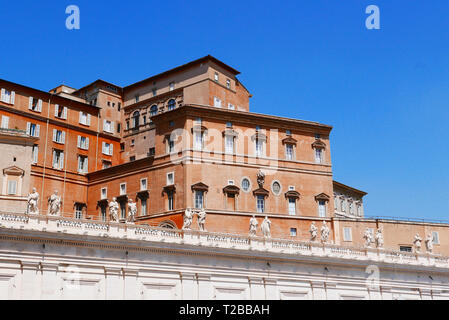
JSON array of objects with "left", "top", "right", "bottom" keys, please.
[
  {"left": 1, "top": 116, "right": 9, "bottom": 129},
  {"left": 111, "top": 121, "right": 115, "bottom": 133},
  {"left": 29, "top": 97, "right": 33, "bottom": 110},
  {"left": 26, "top": 122, "right": 31, "bottom": 135},
  {"left": 79, "top": 111, "right": 82, "bottom": 123},
  {"left": 36, "top": 125, "right": 40, "bottom": 137},
  {"left": 102, "top": 142, "right": 106, "bottom": 154},
  {"left": 55, "top": 105, "right": 59, "bottom": 117},
  {"left": 63, "top": 107, "right": 67, "bottom": 119},
  {"left": 109, "top": 144, "right": 113, "bottom": 156},
  {"left": 77, "top": 136, "right": 81, "bottom": 148},
  {"left": 33, "top": 146, "right": 38, "bottom": 163},
  {"left": 53, "top": 129, "right": 57, "bottom": 142},
  {"left": 87, "top": 114, "right": 91, "bottom": 125},
  {"left": 1, "top": 89, "right": 5, "bottom": 102},
  {"left": 52, "top": 151, "right": 57, "bottom": 168},
  {"left": 84, "top": 157, "right": 88, "bottom": 173},
  {"left": 10, "top": 91, "right": 15, "bottom": 105},
  {"left": 61, "top": 131, "right": 66, "bottom": 144},
  {"left": 86, "top": 137, "right": 89, "bottom": 150},
  {"left": 38, "top": 99, "right": 42, "bottom": 112},
  {"left": 59, "top": 152, "right": 64, "bottom": 170}
]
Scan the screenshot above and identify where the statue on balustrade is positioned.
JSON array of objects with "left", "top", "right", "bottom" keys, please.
[
  {"left": 309, "top": 222, "right": 318, "bottom": 242},
  {"left": 249, "top": 215, "right": 258, "bottom": 236},
  {"left": 363, "top": 228, "right": 374, "bottom": 247},
  {"left": 127, "top": 199, "right": 137, "bottom": 223},
  {"left": 413, "top": 233, "right": 422, "bottom": 253},
  {"left": 425, "top": 233, "right": 434, "bottom": 254},
  {"left": 261, "top": 216, "right": 271, "bottom": 238},
  {"left": 182, "top": 208, "right": 193, "bottom": 230},
  {"left": 48, "top": 190, "right": 61, "bottom": 216},
  {"left": 321, "top": 221, "right": 330, "bottom": 244},
  {"left": 197, "top": 209, "right": 207, "bottom": 231},
  {"left": 375, "top": 228, "right": 384, "bottom": 248},
  {"left": 108, "top": 197, "right": 119, "bottom": 222},
  {"left": 27, "top": 187, "right": 39, "bottom": 215}
]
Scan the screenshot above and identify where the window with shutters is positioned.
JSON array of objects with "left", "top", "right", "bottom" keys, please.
[
  {"left": 102, "top": 142, "right": 113, "bottom": 156},
  {"left": 102, "top": 161, "right": 112, "bottom": 169},
  {"left": 79, "top": 112, "right": 91, "bottom": 126},
  {"left": 55, "top": 105, "right": 67, "bottom": 119},
  {"left": 53, "top": 129, "right": 66, "bottom": 144},
  {"left": 29, "top": 97, "right": 42, "bottom": 112},
  {"left": 213, "top": 97, "right": 222, "bottom": 108},
  {"left": 31, "top": 145, "right": 38, "bottom": 164},
  {"left": 77, "top": 136, "right": 89, "bottom": 150},
  {"left": 52, "top": 149, "right": 64, "bottom": 170},
  {"left": 0, "top": 89, "right": 15, "bottom": 104},
  {"left": 103, "top": 120, "right": 114, "bottom": 133},
  {"left": 26, "top": 123, "right": 40, "bottom": 137},
  {"left": 77, "top": 155, "right": 88, "bottom": 173},
  {"left": 1, "top": 116, "right": 9, "bottom": 129}
]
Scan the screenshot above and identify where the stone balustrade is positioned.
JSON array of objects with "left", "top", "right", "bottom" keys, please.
[{"left": 0, "top": 211, "right": 447, "bottom": 268}]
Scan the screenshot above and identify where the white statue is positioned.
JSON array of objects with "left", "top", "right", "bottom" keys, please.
[
  {"left": 27, "top": 187, "right": 39, "bottom": 215},
  {"left": 197, "top": 208, "right": 207, "bottom": 231},
  {"left": 249, "top": 215, "right": 258, "bottom": 236},
  {"left": 363, "top": 228, "right": 374, "bottom": 247},
  {"left": 375, "top": 228, "right": 384, "bottom": 248},
  {"left": 413, "top": 233, "right": 422, "bottom": 253},
  {"left": 127, "top": 199, "right": 137, "bottom": 223},
  {"left": 309, "top": 222, "right": 318, "bottom": 242},
  {"left": 108, "top": 197, "right": 119, "bottom": 222},
  {"left": 261, "top": 216, "right": 271, "bottom": 238},
  {"left": 48, "top": 190, "right": 61, "bottom": 216},
  {"left": 425, "top": 233, "right": 434, "bottom": 253},
  {"left": 321, "top": 221, "right": 330, "bottom": 244},
  {"left": 182, "top": 208, "right": 193, "bottom": 230}
]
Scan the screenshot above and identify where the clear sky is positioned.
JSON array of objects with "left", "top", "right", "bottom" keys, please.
[{"left": 0, "top": 1, "right": 448, "bottom": 220}]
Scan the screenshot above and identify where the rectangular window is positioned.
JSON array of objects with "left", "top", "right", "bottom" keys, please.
[
  {"left": 140, "top": 178, "right": 147, "bottom": 191},
  {"left": 32, "top": 145, "right": 38, "bottom": 164},
  {"left": 102, "top": 142, "right": 113, "bottom": 156},
  {"left": 226, "top": 79, "right": 231, "bottom": 89},
  {"left": 225, "top": 136, "right": 234, "bottom": 154},
  {"left": 228, "top": 103, "right": 235, "bottom": 110},
  {"left": 26, "top": 123, "right": 40, "bottom": 137},
  {"left": 315, "top": 148, "right": 323, "bottom": 163},
  {"left": 432, "top": 231, "right": 440, "bottom": 244},
  {"left": 168, "top": 139, "right": 175, "bottom": 153},
  {"left": 102, "top": 161, "right": 112, "bottom": 169},
  {"left": 55, "top": 105, "right": 67, "bottom": 119},
  {"left": 255, "top": 139, "right": 263, "bottom": 157},
  {"left": 286, "top": 144, "right": 293, "bottom": 160},
  {"left": 130, "top": 156, "right": 136, "bottom": 162},
  {"left": 52, "top": 149, "right": 64, "bottom": 170},
  {"left": 167, "top": 191, "right": 174, "bottom": 211},
  {"left": 101, "top": 188, "right": 107, "bottom": 200},
  {"left": 290, "top": 228, "right": 297, "bottom": 237},
  {"left": 167, "top": 172, "right": 174, "bottom": 185},
  {"left": 148, "top": 147, "right": 155, "bottom": 156},
  {"left": 75, "top": 204, "right": 84, "bottom": 220},
  {"left": 213, "top": 97, "right": 222, "bottom": 108},
  {"left": 77, "top": 136, "right": 89, "bottom": 150},
  {"left": 194, "top": 132, "right": 204, "bottom": 151},
  {"left": 343, "top": 227, "right": 352, "bottom": 241},
  {"left": 120, "top": 183, "right": 126, "bottom": 195},
  {"left": 1, "top": 89, "right": 15, "bottom": 104},
  {"left": 152, "top": 88, "right": 157, "bottom": 97},
  {"left": 79, "top": 112, "right": 91, "bottom": 126},
  {"left": 135, "top": 95, "right": 140, "bottom": 103},
  {"left": 257, "top": 195, "right": 265, "bottom": 213},
  {"left": 318, "top": 200, "right": 326, "bottom": 217},
  {"left": 53, "top": 129, "right": 66, "bottom": 144},
  {"left": 141, "top": 198, "right": 147, "bottom": 216},
  {"left": 7, "top": 180, "right": 17, "bottom": 195},
  {"left": 288, "top": 198, "right": 296, "bottom": 215},
  {"left": 169, "top": 82, "right": 175, "bottom": 91},
  {"left": 28, "top": 97, "right": 42, "bottom": 112},
  {"left": 214, "top": 72, "right": 219, "bottom": 82},
  {"left": 103, "top": 120, "right": 114, "bottom": 133},
  {"left": 77, "top": 155, "right": 88, "bottom": 173},
  {"left": 1, "top": 116, "right": 9, "bottom": 129},
  {"left": 400, "top": 246, "right": 412, "bottom": 253},
  {"left": 195, "top": 191, "right": 204, "bottom": 209},
  {"left": 120, "top": 202, "right": 126, "bottom": 220}
]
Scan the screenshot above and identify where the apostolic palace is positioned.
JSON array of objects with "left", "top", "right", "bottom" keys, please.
[{"left": 0, "top": 56, "right": 448, "bottom": 300}]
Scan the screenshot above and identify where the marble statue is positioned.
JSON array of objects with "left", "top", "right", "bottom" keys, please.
[
  {"left": 27, "top": 187, "right": 39, "bottom": 215},
  {"left": 375, "top": 228, "right": 384, "bottom": 248},
  {"left": 127, "top": 199, "right": 137, "bottom": 223},
  {"left": 261, "top": 216, "right": 271, "bottom": 238},
  {"left": 413, "top": 233, "right": 422, "bottom": 253},
  {"left": 363, "top": 228, "right": 374, "bottom": 247},
  {"left": 425, "top": 233, "right": 433, "bottom": 253},
  {"left": 182, "top": 208, "right": 193, "bottom": 230},
  {"left": 249, "top": 215, "right": 258, "bottom": 236},
  {"left": 310, "top": 222, "right": 318, "bottom": 242},
  {"left": 321, "top": 221, "right": 330, "bottom": 244},
  {"left": 257, "top": 170, "right": 265, "bottom": 188},
  {"left": 197, "top": 209, "right": 207, "bottom": 231},
  {"left": 108, "top": 197, "right": 119, "bottom": 222},
  {"left": 48, "top": 190, "right": 61, "bottom": 216}
]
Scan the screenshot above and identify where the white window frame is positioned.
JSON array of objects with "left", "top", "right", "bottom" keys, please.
[
  {"left": 1, "top": 115, "right": 9, "bottom": 129},
  {"left": 225, "top": 135, "right": 234, "bottom": 154},
  {"left": 256, "top": 195, "right": 265, "bottom": 213},
  {"left": 79, "top": 111, "right": 91, "bottom": 126},
  {"left": 53, "top": 129, "right": 66, "bottom": 144},
  {"left": 101, "top": 188, "right": 107, "bottom": 200},
  {"left": 290, "top": 228, "right": 297, "bottom": 237},
  {"left": 7, "top": 180, "right": 17, "bottom": 195},
  {"left": 1, "top": 89, "right": 15, "bottom": 105},
  {"left": 288, "top": 198, "right": 296, "bottom": 216},
  {"left": 120, "top": 183, "right": 127, "bottom": 196},
  {"left": 52, "top": 149, "right": 64, "bottom": 170},
  {"left": 32, "top": 145, "right": 39, "bottom": 164},
  {"left": 432, "top": 231, "right": 440, "bottom": 245},
  {"left": 77, "top": 136, "right": 89, "bottom": 150},
  {"left": 195, "top": 190, "right": 204, "bottom": 209},
  {"left": 55, "top": 105, "right": 67, "bottom": 119},
  {"left": 77, "top": 155, "right": 88, "bottom": 173},
  {"left": 167, "top": 172, "right": 174, "bottom": 186},
  {"left": 102, "top": 142, "right": 113, "bottom": 156},
  {"left": 343, "top": 227, "right": 352, "bottom": 242},
  {"left": 27, "top": 122, "right": 40, "bottom": 137},
  {"left": 315, "top": 148, "right": 324, "bottom": 164},
  {"left": 140, "top": 178, "right": 148, "bottom": 191},
  {"left": 213, "top": 96, "right": 222, "bottom": 108},
  {"left": 285, "top": 144, "right": 294, "bottom": 160},
  {"left": 318, "top": 200, "right": 327, "bottom": 217},
  {"left": 103, "top": 120, "right": 114, "bottom": 133}
]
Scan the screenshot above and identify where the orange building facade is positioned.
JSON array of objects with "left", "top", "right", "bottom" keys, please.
[{"left": 0, "top": 55, "right": 447, "bottom": 255}]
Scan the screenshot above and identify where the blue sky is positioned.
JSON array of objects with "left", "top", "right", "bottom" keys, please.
[{"left": 0, "top": 1, "right": 448, "bottom": 220}]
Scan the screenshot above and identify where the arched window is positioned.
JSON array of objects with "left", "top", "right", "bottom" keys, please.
[
  {"left": 150, "top": 105, "right": 158, "bottom": 116},
  {"left": 168, "top": 99, "right": 176, "bottom": 111},
  {"left": 132, "top": 111, "right": 140, "bottom": 128}
]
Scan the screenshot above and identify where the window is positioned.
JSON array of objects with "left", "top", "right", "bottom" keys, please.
[
  {"left": 315, "top": 133, "right": 321, "bottom": 139},
  {"left": 290, "top": 228, "right": 297, "bottom": 237},
  {"left": 141, "top": 198, "right": 147, "bottom": 215},
  {"left": 169, "top": 121, "right": 174, "bottom": 127},
  {"left": 130, "top": 156, "right": 136, "bottom": 162},
  {"left": 169, "top": 82, "right": 175, "bottom": 91},
  {"left": 257, "top": 195, "right": 265, "bottom": 213},
  {"left": 135, "top": 95, "right": 140, "bottom": 103},
  {"left": 7, "top": 180, "right": 17, "bottom": 195},
  {"left": 168, "top": 99, "right": 176, "bottom": 111},
  {"left": 228, "top": 180, "right": 235, "bottom": 185},
  {"left": 75, "top": 204, "right": 84, "bottom": 220},
  {"left": 167, "top": 191, "right": 174, "bottom": 211},
  {"left": 53, "top": 129, "right": 66, "bottom": 144},
  {"left": 117, "top": 123, "right": 121, "bottom": 133},
  {"left": 226, "top": 79, "right": 231, "bottom": 89},
  {"left": 32, "top": 145, "right": 38, "bottom": 164},
  {"left": 343, "top": 227, "right": 352, "bottom": 241},
  {"left": 103, "top": 120, "right": 114, "bottom": 133},
  {"left": 126, "top": 121, "right": 130, "bottom": 130},
  {"left": 77, "top": 155, "right": 88, "bottom": 173},
  {"left": 214, "top": 72, "right": 219, "bottom": 81},
  {"left": 195, "top": 191, "right": 204, "bottom": 209},
  {"left": 167, "top": 172, "right": 174, "bottom": 185},
  {"left": 214, "top": 97, "right": 222, "bottom": 108},
  {"left": 315, "top": 148, "right": 323, "bottom": 164},
  {"left": 118, "top": 102, "right": 121, "bottom": 111},
  {"left": 289, "top": 186, "right": 295, "bottom": 191},
  {"left": 101, "top": 188, "right": 107, "bottom": 200},
  {"left": 286, "top": 130, "right": 292, "bottom": 136},
  {"left": 140, "top": 178, "right": 147, "bottom": 191},
  {"left": 52, "top": 149, "right": 64, "bottom": 170},
  {"left": 318, "top": 200, "right": 326, "bottom": 217},
  {"left": 102, "top": 161, "right": 112, "bottom": 169},
  {"left": 101, "top": 206, "right": 107, "bottom": 222},
  {"left": 143, "top": 116, "right": 146, "bottom": 125},
  {"left": 150, "top": 105, "right": 158, "bottom": 116},
  {"left": 148, "top": 147, "right": 155, "bottom": 156},
  {"left": 1, "top": 116, "right": 9, "bottom": 129},
  {"left": 194, "top": 131, "right": 204, "bottom": 151},
  {"left": 1, "top": 89, "right": 15, "bottom": 104},
  {"left": 120, "top": 202, "right": 126, "bottom": 220},
  {"left": 26, "top": 123, "right": 40, "bottom": 137},
  {"left": 432, "top": 231, "right": 440, "bottom": 244},
  {"left": 226, "top": 122, "right": 232, "bottom": 128},
  {"left": 120, "top": 183, "right": 126, "bottom": 195},
  {"left": 167, "top": 137, "right": 175, "bottom": 153},
  {"left": 102, "top": 142, "right": 113, "bottom": 156},
  {"left": 241, "top": 178, "right": 251, "bottom": 192},
  {"left": 152, "top": 88, "right": 157, "bottom": 97},
  {"left": 400, "top": 246, "right": 412, "bottom": 253},
  {"left": 288, "top": 198, "right": 296, "bottom": 216},
  {"left": 225, "top": 135, "right": 234, "bottom": 154},
  {"left": 120, "top": 143, "right": 125, "bottom": 152},
  {"left": 228, "top": 103, "right": 235, "bottom": 110},
  {"left": 255, "top": 139, "right": 263, "bottom": 157},
  {"left": 79, "top": 112, "right": 91, "bottom": 126},
  {"left": 55, "top": 105, "right": 67, "bottom": 119},
  {"left": 132, "top": 111, "right": 140, "bottom": 128},
  {"left": 285, "top": 144, "right": 293, "bottom": 160},
  {"left": 28, "top": 97, "right": 42, "bottom": 112}
]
